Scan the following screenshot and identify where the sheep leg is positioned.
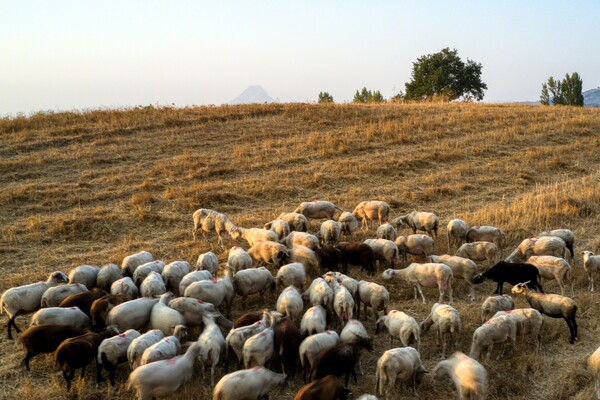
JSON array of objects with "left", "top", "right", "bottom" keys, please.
[
  {"left": 415, "top": 285, "right": 426, "bottom": 303},
  {"left": 22, "top": 353, "right": 32, "bottom": 372},
  {"left": 363, "top": 303, "right": 368, "bottom": 320},
  {"left": 486, "top": 343, "right": 493, "bottom": 361},
  {"left": 95, "top": 360, "right": 104, "bottom": 384}
]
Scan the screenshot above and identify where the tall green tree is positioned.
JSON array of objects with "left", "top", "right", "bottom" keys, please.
[
  {"left": 540, "top": 73, "right": 583, "bottom": 106},
  {"left": 561, "top": 72, "right": 584, "bottom": 106},
  {"left": 318, "top": 91, "right": 334, "bottom": 103},
  {"left": 353, "top": 87, "right": 384, "bottom": 103},
  {"left": 404, "top": 48, "right": 487, "bottom": 101}
]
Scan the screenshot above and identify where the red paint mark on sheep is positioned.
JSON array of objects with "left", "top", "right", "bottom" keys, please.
[
  {"left": 196, "top": 299, "right": 204, "bottom": 304},
  {"left": 352, "top": 321, "right": 359, "bottom": 325},
  {"left": 260, "top": 331, "right": 267, "bottom": 336},
  {"left": 70, "top": 307, "right": 77, "bottom": 310},
  {"left": 118, "top": 333, "right": 126, "bottom": 337},
  {"left": 165, "top": 358, "right": 176, "bottom": 365},
  {"left": 326, "top": 331, "right": 331, "bottom": 335}
]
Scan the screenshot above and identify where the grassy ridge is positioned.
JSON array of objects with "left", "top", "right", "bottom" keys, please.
[{"left": 1, "top": 103, "right": 600, "bottom": 399}]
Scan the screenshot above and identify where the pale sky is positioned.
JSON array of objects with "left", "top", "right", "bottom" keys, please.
[{"left": 2, "top": 1, "right": 599, "bottom": 115}]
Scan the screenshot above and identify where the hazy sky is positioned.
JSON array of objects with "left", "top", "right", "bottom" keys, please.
[{"left": 2, "top": 1, "right": 599, "bottom": 115}]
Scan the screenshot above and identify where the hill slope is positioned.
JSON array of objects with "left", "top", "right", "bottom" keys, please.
[
  {"left": 584, "top": 87, "right": 600, "bottom": 107},
  {"left": 1, "top": 103, "right": 600, "bottom": 399},
  {"left": 228, "top": 84, "right": 275, "bottom": 104}
]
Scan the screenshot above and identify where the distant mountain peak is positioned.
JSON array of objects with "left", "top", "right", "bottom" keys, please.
[
  {"left": 228, "top": 85, "right": 276, "bottom": 105},
  {"left": 584, "top": 87, "right": 600, "bottom": 107}
]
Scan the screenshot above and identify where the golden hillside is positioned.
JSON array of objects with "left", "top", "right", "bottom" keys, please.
[{"left": 1, "top": 102, "right": 600, "bottom": 399}]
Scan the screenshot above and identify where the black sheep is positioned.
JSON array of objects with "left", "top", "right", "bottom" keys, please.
[{"left": 473, "top": 261, "right": 544, "bottom": 295}]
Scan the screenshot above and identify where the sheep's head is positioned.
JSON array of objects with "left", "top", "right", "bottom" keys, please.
[
  {"left": 473, "top": 274, "right": 485, "bottom": 285},
  {"left": 380, "top": 269, "right": 395, "bottom": 280},
  {"left": 52, "top": 271, "right": 69, "bottom": 283},
  {"left": 511, "top": 282, "right": 530, "bottom": 295}
]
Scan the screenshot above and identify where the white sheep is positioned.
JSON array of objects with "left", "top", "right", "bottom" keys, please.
[
  {"left": 493, "top": 308, "right": 543, "bottom": 354},
  {"left": 140, "top": 324, "right": 188, "bottom": 365},
  {"left": 192, "top": 208, "right": 237, "bottom": 247},
  {"left": 481, "top": 294, "right": 514, "bottom": 323},
  {"left": 277, "top": 212, "right": 309, "bottom": 232},
  {"left": 228, "top": 246, "right": 253, "bottom": 273},
  {"left": 127, "top": 341, "right": 202, "bottom": 400},
  {"left": 364, "top": 238, "right": 399, "bottom": 269},
  {"left": 212, "top": 366, "right": 286, "bottom": 400},
  {"left": 247, "top": 241, "right": 290, "bottom": 268},
  {"left": 224, "top": 310, "right": 274, "bottom": 371},
  {"left": 140, "top": 271, "right": 167, "bottom": 298},
  {"left": 511, "top": 282, "right": 578, "bottom": 344},
  {"left": 376, "top": 223, "right": 397, "bottom": 241},
  {"left": 233, "top": 267, "right": 275, "bottom": 306},
  {"left": 150, "top": 292, "right": 185, "bottom": 336},
  {"left": 357, "top": 280, "right": 389, "bottom": 320},
  {"left": 419, "top": 303, "right": 461, "bottom": 358},
  {"left": 319, "top": 220, "right": 342, "bottom": 246},
  {"left": 582, "top": 250, "right": 600, "bottom": 291},
  {"left": 282, "top": 231, "right": 320, "bottom": 251},
  {"left": 299, "top": 330, "right": 340, "bottom": 382},
  {"left": 375, "top": 347, "right": 427, "bottom": 398},
  {"left": 195, "top": 251, "right": 219, "bottom": 275},
  {"left": 352, "top": 200, "right": 390, "bottom": 230},
  {"left": 376, "top": 310, "right": 420, "bottom": 351},
  {"left": 456, "top": 241, "right": 498, "bottom": 268},
  {"left": 339, "top": 319, "right": 372, "bottom": 375},
  {"left": 133, "top": 260, "right": 166, "bottom": 286},
  {"left": 243, "top": 326, "right": 275, "bottom": 369},
  {"left": 1, "top": 271, "right": 68, "bottom": 339},
  {"left": 526, "top": 255, "right": 573, "bottom": 296},
  {"left": 333, "top": 283, "right": 355, "bottom": 328},
  {"left": 381, "top": 263, "right": 453, "bottom": 304},
  {"left": 447, "top": 219, "right": 467, "bottom": 251},
  {"left": 106, "top": 297, "right": 159, "bottom": 331},
  {"left": 179, "top": 270, "right": 213, "bottom": 295},
  {"left": 588, "top": 344, "right": 600, "bottom": 400},
  {"left": 429, "top": 254, "right": 478, "bottom": 301},
  {"left": 30, "top": 306, "right": 91, "bottom": 331},
  {"left": 161, "top": 261, "right": 190, "bottom": 296},
  {"left": 263, "top": 219, "right": 291, "bottom": 240},
  {"left": 294, "top": 200, "right": 341, "bottom": 220},
  {"left": 121, "top": 250, "right": 154, "bottom": 277},
  {"left": 197, "top": 314, "right": 225, "bottom": 386},
  {"left": 110, "top": 276, "right": 139, "bottom": 301},
  {"left": 300, "top": 305, "right": 328, "bottom": 338},
  {"left": 540, "top": 228, "right": 575, "bottom": 262},
  {"left": 324, "top": 272, "right": 360, "bottom": 315},
  {"left": 184, "top": 268, "right": 234, "bottom": 316},
  {"left": 276, "top": 285, "right": 304, "bottom": 323},
  {"left": 392, "top": 211, "right": 439, "bottom": 239},
  {"left": 433, "top": 352, "right": 487, "bottom": 400},
  {"left": 303, "top": 277, "right": 334, "bottom": 310},
  {"left": 230, "top": 227, "right": 279, "bottom": 247},
  {"left": 290, "top": 245, "right": 320, "bottom": 279},
  {"left": 394, "top": 234, "right": 435, "bottom": 262},
  {"left": 96, "top": 263, "right": 122, "bottom": 291},
  {"left": 469, "top": 314, "right": 517, "bottom": 361},
  {"left": 276, "top": 262, "right": 306, "bottom": 292},
  {"left": 127, "top": 329, "right": 164, "bottom": 370},
  {"left": 68, "top": 264, "right": 101, "bottom": 289},
  {"left": 40, "top": 283, "right": 89, "bottom": 307},
  {"left": 97, "top": 328, "right": 141, "bottom": 385},
  {"left": 338, "top": 211, "right": 359, "bottom": 237},
  {"left": 466, "top": 225, "right": 506, "bottom": 249},
  {"left": 168, "top": 297, "right": 232, "bottom": 330},
  {"left": 505, "top": 236, "right": 567, "bottom": 263}
]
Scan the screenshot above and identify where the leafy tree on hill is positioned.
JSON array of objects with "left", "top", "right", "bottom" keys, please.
[
  {"left": 540, "top": 72, "right": 583, "bottom": 106},
  {"left": 318, "top": 91, "right": 334, "bottom": 103},
  {"left": 404, "top": 48, "right": 487, "bottom": 102},
  {"left": 353, "top": 87, "right": 384, "bottom": 103}
]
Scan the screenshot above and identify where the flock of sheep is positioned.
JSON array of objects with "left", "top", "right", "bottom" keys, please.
[{"left": 2, "top": 199, "right": 600, "bottom": 399}]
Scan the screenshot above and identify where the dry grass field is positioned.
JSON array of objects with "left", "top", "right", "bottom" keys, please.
[{"left": 1, "top": 102, "right": 600, "bottom": 399}]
